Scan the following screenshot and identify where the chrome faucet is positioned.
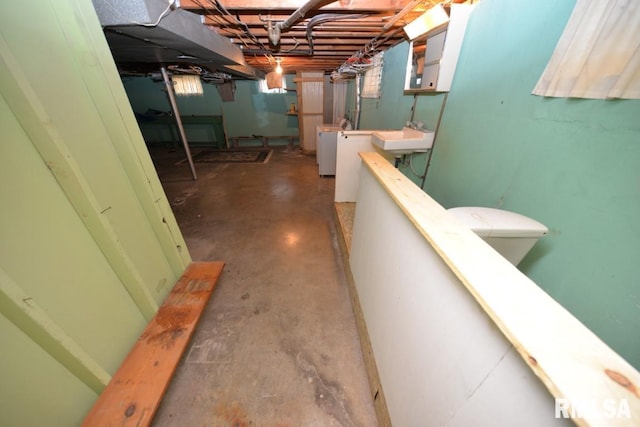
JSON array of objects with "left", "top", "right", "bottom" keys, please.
[{"left": 406, "top": 121, "right": 425, "bottom": 130}]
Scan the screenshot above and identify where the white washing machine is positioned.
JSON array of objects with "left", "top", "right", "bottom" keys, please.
[{"left": 316, "top": 125, "right": 342, "bottom": 176}]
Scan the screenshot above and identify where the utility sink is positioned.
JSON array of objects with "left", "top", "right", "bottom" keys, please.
[{"left": 371, "top": 127, "right": 435, "bottom": 155}]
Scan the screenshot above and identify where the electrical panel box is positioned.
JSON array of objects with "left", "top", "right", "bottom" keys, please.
[{"left": 404, "top": 4, "right": 474, "bottom": 93}]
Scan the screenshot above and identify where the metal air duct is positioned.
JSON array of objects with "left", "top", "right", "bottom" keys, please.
[{"left": 92, "top": 0, "right": 263, "bottom": 79}]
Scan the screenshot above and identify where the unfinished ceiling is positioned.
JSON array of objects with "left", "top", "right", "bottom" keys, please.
[
  {"left": 93, "top": 0, "right": 456, "bottom": 79},
  {"left": 179, "top": 0, "right": 437, "bottom": 74}
]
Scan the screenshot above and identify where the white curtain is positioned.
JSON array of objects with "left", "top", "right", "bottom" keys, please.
[
  {"left": 332, "top": 81, "right": 348, "bottom": 124},
  {"left": 532, "top": 0, "right": 640, "bottom": 99}
]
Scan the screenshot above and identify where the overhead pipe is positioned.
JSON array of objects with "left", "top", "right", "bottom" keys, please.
[
  {"left": 160, "top": 67, "right": 198, "bottom": 181},
  {"left": 268, "top": 0, "right": 326, "bottom": 45},
  {"left": 281, "top": 0, "right": 326, "bottom": 30},
  {"left": 305, "top": 13, "right": 368, "bottom": 55}
]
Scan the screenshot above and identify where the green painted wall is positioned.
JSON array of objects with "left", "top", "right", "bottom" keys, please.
[
  {"left": 358, "top": 0, "right": 640, "bottom": 369},
  {"left": 0, "top": 314, "right": 97, "bottom": 427},
  {"left": 123, "top": 75, "right": 299, "bottom": 145},
  {"left": 220, "top": 76, "right": 299, "bottom": 140},
  {"left": 0, "top": 0, "right": 190, "bottom": 425}
]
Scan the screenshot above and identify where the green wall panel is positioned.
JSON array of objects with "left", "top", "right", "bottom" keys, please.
[
  {"left": 424, "top": 0, "right": 640, "bottom": 368},
  {"left": 123, "top": 75, "right": 299, "bottom": 144},
  {"left": 357, "top": 0, "right": 640, "bottom": 368},
  {"left": 222, "top": 77, "right": 298, "bottom": 138},
  {"left": 2, "top": 1, "right": 179, "bottom": 306},
  {"left": 124, "top": 77, "right": 228, "bottom": 145},
  {"left": 0, "top": 94, "right": 146, "bottom": 373},
  {"left": 124, "top": 75, "right": 225, "bottom": 116},
  {"left": 0, "top": 315, "right": 97, "bottom": 427},
  {"left": 1, "top": 0, "right": 191, "bottom": 423}
]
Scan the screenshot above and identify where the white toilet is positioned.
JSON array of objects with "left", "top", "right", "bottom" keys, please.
[{"left": 447, "top": 207, "right": 548, "bottom": 266}]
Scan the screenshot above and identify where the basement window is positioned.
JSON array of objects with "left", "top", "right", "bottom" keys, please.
[
  {"left": 172, "top": 75, "right": 203, "bottom": 96},
  {"left": 361, "top": 52, "right": 384, "bottom": 99}
]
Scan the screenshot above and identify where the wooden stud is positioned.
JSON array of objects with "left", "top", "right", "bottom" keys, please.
[
  {"left": 0, "top": 268, "right": 111, "bottom": 395},
  {"left": 0, "top": 35, "right": 159, "bottom": 320}
]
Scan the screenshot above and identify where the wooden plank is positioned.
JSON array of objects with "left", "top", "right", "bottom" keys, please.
[
  {"left": 81, "top": 262, "right": 224, "bottom": 427},
  {"left": 333, "top": 204, "right": 392, "bottom": 427},
  {"left": 358, "top": 151, "right": 640, "bottom": 426},
  {"left": 334, "top": 202, "right": 356, "bottom": 255}
]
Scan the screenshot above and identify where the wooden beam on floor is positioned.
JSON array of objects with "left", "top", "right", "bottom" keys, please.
[
  {"left": 81, "top": 261, "right": 225, "bottom": 427},
  {"left": 334, "top": 203, "right": 392, "bottom": 427}
]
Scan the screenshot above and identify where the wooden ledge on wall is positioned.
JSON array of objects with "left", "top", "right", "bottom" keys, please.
[{"left": 356, "top": 151, "right": 640, "bottom": 426}]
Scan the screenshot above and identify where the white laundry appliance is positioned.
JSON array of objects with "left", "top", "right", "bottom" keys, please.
[{"left": 316, "top": 125, "right": 342, "bottom": 176}]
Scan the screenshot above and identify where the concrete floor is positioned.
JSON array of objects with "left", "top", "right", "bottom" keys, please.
[{"left": 149, "top": 145, "right": 377, "bottom": 427}]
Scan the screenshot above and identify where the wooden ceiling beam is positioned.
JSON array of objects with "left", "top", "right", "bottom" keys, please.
[
  {"left": 214, "top": 27, "right": 396, "bottom": 38},
  {"left": 261, "top": 41, "right": 395, "bottom": 48},
  {"left": 251, "top": 41, "right": 394, "bottom": 50},
  {"left": 248, "top": 37, "right": 372, "bottom": 42},
  {"left": 244, "top": 50, "right": 359, "bottom": 57},
  {"left": 246, "top": 58, "right": 338, "bottom": 65},
  {"left": 181, "top": 0, "right": 413, "bottom": 72},
  {"left": 202, "top": 13, "right": 396, "bottom": 24},
  {"left": 247, "top": 47, "right": 370, "bottom": 53},
  {"left": 203, "top": 17, "right": 399, "bottom": 29},
  {"left": 181, "top": 0, "right": 411, "bottom": 12}
]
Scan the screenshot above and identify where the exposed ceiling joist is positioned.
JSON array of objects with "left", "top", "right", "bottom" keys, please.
[
  {"left": 93, "top": 0, "right": 468, "bottom": 78},
  {"left": 180, "top": 0, "right": 414, "bottom": 12},
  {"left": 178, "top": 0, "right": 434, "bottom": 73}
]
